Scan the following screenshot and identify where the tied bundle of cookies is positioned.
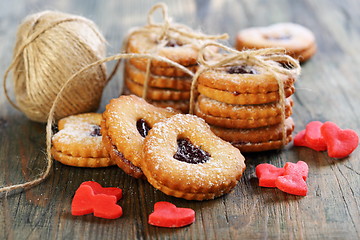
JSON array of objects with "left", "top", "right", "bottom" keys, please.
[
  {"left": 123, "top": 3, "right": 227, "bottom": 113},
  {"left": 191, "top": 43, "right": 301, "bottom": 152}
]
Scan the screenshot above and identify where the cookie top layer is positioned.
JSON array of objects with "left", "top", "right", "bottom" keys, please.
[
  {"left": 197, "top": 62, "right": 295, "bottom": 93},
  {"left": 197, "top": 95, "right": 293, "bottom": 119},
  {"left": 52, "top": 113, "right": 108, "bottom": 158}
]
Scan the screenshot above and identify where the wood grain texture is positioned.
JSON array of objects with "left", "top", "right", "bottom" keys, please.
[{"left": 0, "top": 0, "right": 359, "bottom": 239}]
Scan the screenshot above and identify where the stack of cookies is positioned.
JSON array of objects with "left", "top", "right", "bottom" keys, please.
[
  {"left": 194, "top": 64, "right": 297, "bottom": 152},
  {"left": 124, "top": 33, "right": 198, "bottom": 113}
]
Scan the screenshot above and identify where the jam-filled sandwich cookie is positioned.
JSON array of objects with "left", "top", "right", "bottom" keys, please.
[
  {"left": 51, "top": 113, "right": 114, "bottom": 168},
  {"left": 101, "top": 95, "right": 176, "bottom": 179},
  {"left": 142, "top": 114, "right": 246, "bottom": 200},
  {"left": 124, "top": 76, "right": 190, "bottom": 101},
  {"left": 125, "top": 63, "right": 192, "bottom": 91},
  {"left": 195, "top": 95, "right": 293, "bottom": 129},
  {"left": 211, "top": 117, "right": 295, "bottom": 152},
  {"left": 235, "top": 22, "right": 316, "bottom": 62},
  {"left": 197, "top": 64, "right": 295, "bottom": 105}
]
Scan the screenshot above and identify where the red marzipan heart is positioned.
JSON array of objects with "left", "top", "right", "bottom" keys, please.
[
  {"left": 71, "top": 185, "right": 123, "bottom": 219},
  {"left": 294, "top": 121, "right": 326, "bottom": 151},
  {"left": 321, "top": 122, "right": 359, "bottom": 159},
  {"left": 275, "top": 174, "right": 308, "bottom": 196},
  {"left": 81, "top": 181, "right": 122, "bottom": 200},
  {"left": 256, "top": 161, "right": 309, "bottom": 196},
  {"left": 304, "top": 121, "right": 327, "bottom": 151},
  {"left": 148, "top": 202, "right": 195, "bottom": 228},
  {"left": 293, "top": 129, "right": 307, "bottom": 147},
  {"left": 255, "top": 163, "right": 285, "bottom": 187},
  {"left": 283, "top": 161, "right": 308, "bottom": 181}
]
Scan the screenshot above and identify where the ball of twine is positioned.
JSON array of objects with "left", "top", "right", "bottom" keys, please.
[{"left": 3, "top": 10, "right": 107, "bottom": 123}]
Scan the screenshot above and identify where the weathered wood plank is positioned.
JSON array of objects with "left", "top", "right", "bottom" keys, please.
[{"left": 0, "top": 0, "right": 359, "bottom": 239}]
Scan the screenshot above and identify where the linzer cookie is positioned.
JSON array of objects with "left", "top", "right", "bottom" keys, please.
[
  {"left": 197, "top": 95, "right": 293, "bottom": 121},
  {"left": 235, "top": 22, "right": 316, "bottom": 62},
  {"left": 191, "top": 42, "right": 301, "bottom": 152},
  {"left": 101, "top": 95, "right": 175, "bottom": 178},
  {"left": 51, "top": 113, "right": 114, "bottom": 168},
  {"left": 123, "top": 3, "right": 227, "bottom": 112},
  {"left": 196, "top": 64, "right": 295, "bottom": 105},
  {"left": 211, "top": 118, "right": 295, "bottom": 152},
  {"left": 125, "top": 63, "right": 191, "bottom": 91},
  {"left": 195, "top": 100, "right": 293, "bottom": 129},
  {"left": 142, "top": 114, "right": 246, "bottom": 200},
  {"left": 124, "top": 76, "right": 190, "bottom": 101},
  {"left": 197, "top": 84, "right": 295, "bottom": 105}
]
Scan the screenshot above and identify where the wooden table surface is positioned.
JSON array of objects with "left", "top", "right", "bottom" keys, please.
[{"left": 1, "top": 0, "right": 359, "bottom": 239}]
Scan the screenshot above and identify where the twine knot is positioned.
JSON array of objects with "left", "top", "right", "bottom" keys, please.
[
  {"left": 196, "top": 42, "right": 301, "bottom": 76},
  {"left": 146, "top": 3, "right": 228, "bottom": 46}
]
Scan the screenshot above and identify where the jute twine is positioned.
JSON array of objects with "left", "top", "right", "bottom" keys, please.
[
  {"left": 3, "top": 10, "right": 108, "bottom": 123},
  {"left": 189, "top": 42, "right": 301, "bottom": 145},
  {"left": 121, "top": 3, "right": 228, "bottom": 100},
  {"left": 0, "top": 53, "right": 194, "bottom": 196}
]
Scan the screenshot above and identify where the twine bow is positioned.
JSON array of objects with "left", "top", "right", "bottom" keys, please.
[
  {"left": 189, "top": 42, "right": 301, "bottom": 145},
  {"left": 146, "top": 3, "right": 229, "bottom": 44}
]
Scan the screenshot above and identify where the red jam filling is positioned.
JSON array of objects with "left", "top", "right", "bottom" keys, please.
[
  {"left": 136, "top": 119, "right": 151, "bottom": 137},
  {"left": 173, "top": 138, "right": 210, "bottom": 164},
  {"left": 90, "top": 125, "right": 101, "bottom": 137},
  {"left": 227, "top": 65, "right": 257, "bottom": 74}
]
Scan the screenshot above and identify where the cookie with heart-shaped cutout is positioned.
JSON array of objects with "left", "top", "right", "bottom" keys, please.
[
  {"left": 142, "top": 114, "right": 246, "bottom": 200},
  {"left": 101, "top": 95, "right": 176, "bottom": 179}
]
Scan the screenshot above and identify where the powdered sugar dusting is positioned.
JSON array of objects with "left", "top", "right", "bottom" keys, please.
[
  {"left": 143, "top": 114, "right": 245, "bottom": 191},
  {"left": 53, "top": 122, "right": 102, "bottom": 145}
]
